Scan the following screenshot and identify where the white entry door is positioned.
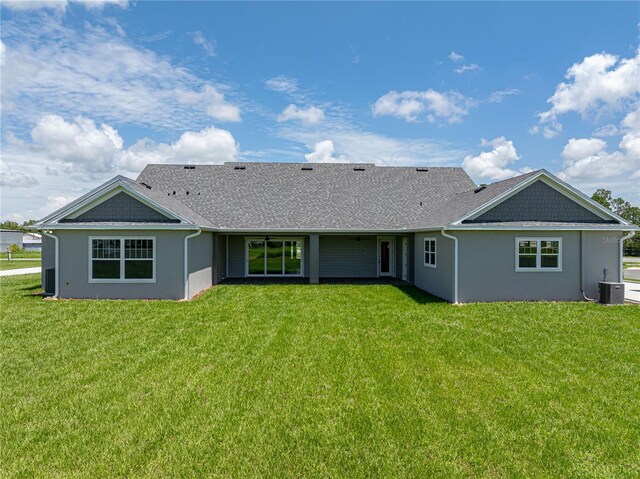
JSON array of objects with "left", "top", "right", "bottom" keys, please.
[
  {"left": 402, "top": 237, "right": 408, "bottom": 281},
  {"left": 377, "top": 237, "right": 394, "bottom": 277}
]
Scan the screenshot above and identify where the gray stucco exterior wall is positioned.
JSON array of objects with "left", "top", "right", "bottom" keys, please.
[
  {"left": 68, "top": 192, "right": 177, "bottom": 223},
  {"left": 581, "top": 230, "right": 623, "bottom": 298},
  {"left": 41, "top": 234, "right": 55, "bottom": 288},
  {"left": 456, "top": 230, "right": 588, "bottom": 302},
  {"left": 469, "top": 181, "right": 605, "bottom": 223},
  {"left": 54, "top": 229, "right": 190, "bottom": 299},
  {"left": 216, "top": 234, "right": 227, "bottom": 282},
  {"left": 413, "top": 231, "right": 455, "bottom": 302},
  {"left": 187, "top": 231, "right": 213, "bottom": 299},
  {"left": 319, "top": 235, "right": 377, "bottom": 278}
]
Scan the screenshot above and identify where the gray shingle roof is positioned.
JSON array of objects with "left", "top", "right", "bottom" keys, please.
[
  {"left": 133, "top": 163, "right": 631, "bottom": 231},
  {"left": 136, "top": 162, "right": 478, "bottom": 230}
]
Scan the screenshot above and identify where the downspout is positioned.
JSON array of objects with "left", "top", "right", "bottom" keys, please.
[
  {"left": 580, "top": 231, "right": 597, "bottom": 302},
  {"left": 440, "top": 228, "right": 458, "bottom": 304},
  {"left": 184, "top": 229, "right": 202, "bottom": 300},
  {"left": 619, "top": 231, "right": 635, "bottom": 283},
  {"left": 42, "top": 231, "right": 59, "bottom": 298}
]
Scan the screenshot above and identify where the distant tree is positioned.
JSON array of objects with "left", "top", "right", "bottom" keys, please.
[
  {"left": 591, "top": 189, "right": 613, "bottom": 209},
  {"left": 592, "top": 190, "right": 640, "bottom": 256},
  {"left": 0, "top": 220, "right": 37, "bottom": 232},
  {"left": 0, "top": 221, "right": 20, "bottom": 231}
]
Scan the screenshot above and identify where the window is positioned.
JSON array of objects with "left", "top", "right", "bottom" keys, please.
[
  {"left": 246, "top": 238, "right": 303, "bottom": 276},
  {"left": 90, "top": 237, "right": 155, "bottom": 282},
  {"left": 424, "top": 237, "right": 436, "bottom": 268},
  {"left": 515, "top": 237, "right": 561, "bottom": 272}
]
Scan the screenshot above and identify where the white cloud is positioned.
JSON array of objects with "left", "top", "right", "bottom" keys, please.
[
  {"left": 304, "top": 140, "right": 347, "bottom": 163},
  {"left": 265, "top": 76, "right": 298, "bottom": 94},
  {"left": 372, "top": 89, "right": 474, "bottom": 123},
  {"left": 0, "top": 163, "right": 39, "bottom": 187},
  {"left": 488, "top": 88, "right": 521, "bottom": 103},
  {"left": 1, "top": 116, "right": 240, "bottom": 220},
  {"left": 462, "top": 137, "right": 532, "bottom": 181},
  {"left": 536, "top": 51, "right": 640, "bottom": 135},
  {"left": 448, "top": 51, "right": 464, "bottom": 62},
  {"left": 191, "top": 31, "right": 216, "bottom": 57},
  {"left": 1, "top": 0, "right": 127, "bottom": 11},
  {"left": 455, "top": 63, "right": 480, "bottom": 74},
  {"left": 31, "top": 115, "right": 123, "bottom": 173},
  {"left": 277, "top": 104, "right": 325, "bottom": 124},
  {"left": 558, "top": 137, "right": 637, "bottom": 181},
  {"left": 558, "top": 106, "right": 640, "bottom": 183},
  {"left": 12, "top": 115, "right": 238, "bottom": 176},
  {"left": 592, "top": 124, "right": 619, "bottom": 137},
  {"left": 1, "top": 15, "right": 240, "bottom": 130}
]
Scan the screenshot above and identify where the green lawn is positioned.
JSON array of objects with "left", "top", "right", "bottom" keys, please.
[
  {"left": 2, "top": 275, "right": 639, "bottom": 478},
  {"left": 0, "top": 259, "right": 42, "bottom": 271},
  {"left": 2, "top": 250, "right": 42, "bottom": 259}
]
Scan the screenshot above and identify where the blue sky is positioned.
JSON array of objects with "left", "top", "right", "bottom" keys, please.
[{"left": 1, "top": 1, "right": 639, "bottom": 222}]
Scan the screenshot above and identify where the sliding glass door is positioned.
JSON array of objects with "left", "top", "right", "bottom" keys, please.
[{"left": 246, "top": 238, "right": 303, "bottom": 276}]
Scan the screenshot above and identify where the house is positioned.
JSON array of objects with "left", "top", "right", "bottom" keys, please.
[
  {"left": 0, "top": 229, "right": 23, "bottom": 253},
  {"left": 22, "top": 232, "right": 42, "bottom": 251},
  {"left": 32, "top": 162, "right": 637, "bottom": 302}
]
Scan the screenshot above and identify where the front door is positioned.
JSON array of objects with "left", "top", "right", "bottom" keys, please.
[{"left": 377, "top": 237, "right": 394, "bottom": 277}]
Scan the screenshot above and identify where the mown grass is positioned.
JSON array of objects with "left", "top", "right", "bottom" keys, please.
[
  {"left": 0, "top": 259, "right": 42, "bottom": 271},
  {"left": 1, "top": 274, "right": 639, "bottom": 478},
  {"left": 2, "top": 250, "right": 42, "bottom": 259}
]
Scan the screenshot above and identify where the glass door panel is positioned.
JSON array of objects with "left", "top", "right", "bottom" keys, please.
[
  {"left": 248, "top": 240, "right": 265, "bottom": 275},
  {"left": 284, "top": 240, "right": 302, "bottom": 275},
  {"left": 266, "top": 241, "right": 284, "bottom": 275}
]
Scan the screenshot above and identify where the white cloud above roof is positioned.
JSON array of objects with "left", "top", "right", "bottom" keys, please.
[
  {"left": 304, "top": 140, "right": 347, "bottom": 163},
  {"left": 536, "top": 51, "right": 639, "bottom": 137},
  {"left": 372, "top": 89, "right": 474, "bottom": 123},
  {"left": 462, "top": 136, "right": 532, "bottom": 181},
  {"left": 1, "top": 15, "right": 240, "bottom": 131},
  {"left": 277, "top": 104, "right": 325, "bottom": 124}
]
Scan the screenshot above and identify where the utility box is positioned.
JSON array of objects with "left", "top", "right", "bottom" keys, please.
[{"left": 599, "top": 282, "right": 625, "bottom": 305}]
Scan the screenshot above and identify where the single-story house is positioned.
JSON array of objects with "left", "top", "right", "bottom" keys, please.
[
  {"left": 22, "top": 232, "right": 42, "bottom": 251},
  {"left": 32, "top": 162, "right": 637, "bottom": 302},
  {"left": 0, "top": 229, "right": 23, "bottom": 253}
]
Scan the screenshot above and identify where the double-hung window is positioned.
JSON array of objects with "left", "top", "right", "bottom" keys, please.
[
  {"left": 424, "top": 238, "right": 436, "bottom": 268},
  {"left": 515, "top": 237, "right": 561, "bottom": 272},
  {"left": 90, "top": 237, "right": 155, "bottom": 282}
]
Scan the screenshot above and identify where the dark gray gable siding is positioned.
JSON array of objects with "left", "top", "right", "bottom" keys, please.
[
  {"left": 466, "top": 181, "right": 609, "bottom": 223},
  {"left": 65, "top": 192, "right": 178, "bottom": 223}
]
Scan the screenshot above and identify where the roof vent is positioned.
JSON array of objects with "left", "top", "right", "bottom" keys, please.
[
  {"left": 301, "top": 166, "right": 314, "bottom": 171},
  {"left": 184, "top": 165, "right": 195, "bottom": 170},
  {"left": 474, "top": 185, "right": 487, "bottom": 193},
  {"left": 416, "top": 168, "right": 428, "bottom": 172},
  {"left": 353, "top": 167, "right": 365, "bottom": 171},
  {"left": 140, "top": 182, "right": 152, "bottom": 189},
  {"left": 234, "top": 166, "right": 246, "bottom": 170}
]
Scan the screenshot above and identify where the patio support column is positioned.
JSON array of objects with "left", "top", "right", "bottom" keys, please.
[{"left": 310, "top": 234, "right": 320, "bottom": 284}]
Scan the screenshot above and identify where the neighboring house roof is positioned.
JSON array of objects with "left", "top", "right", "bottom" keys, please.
[{"left": 34, "top": 162, "right": 636, "bottom": 232}]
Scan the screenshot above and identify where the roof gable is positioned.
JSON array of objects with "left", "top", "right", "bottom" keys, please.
[
  {"left": 464, "top": 180, "right": 610, "bottom": 224},
  {"left": 452, "top": 170, "right": 629, "bottom": 226},
  {"left": 61, "top": 191, "right": 179, "bottom": 223},
  {"left": 35, "top": 176, "right": 212, "bottom": 228}
]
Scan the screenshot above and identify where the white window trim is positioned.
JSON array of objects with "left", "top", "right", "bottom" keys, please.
[
  {"left": 515, "top": 237, "right": 562, "bottom": 273},
  {"left": 424, "top": 237, "right": 437, "bottom": 268},
  {"left": 245, "top": 237, "right": 304, "bottom": 277},
  {"left": 88, "top": 236, "right": 156, "bottom": 283}
]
